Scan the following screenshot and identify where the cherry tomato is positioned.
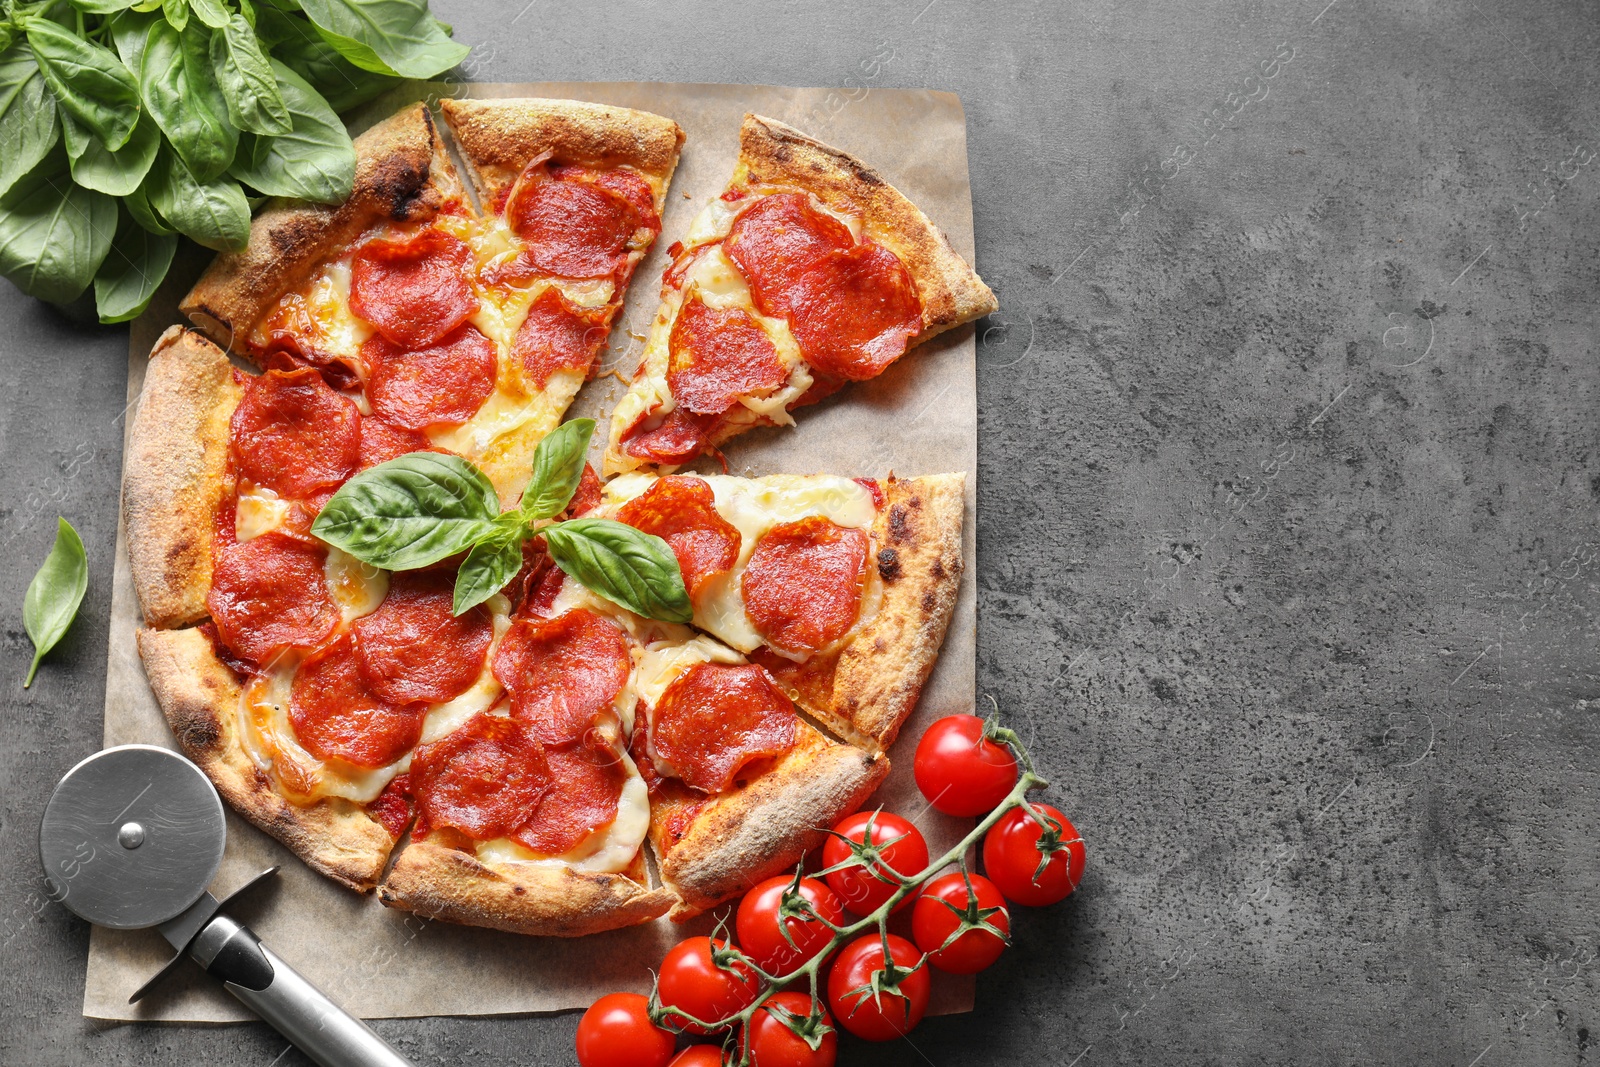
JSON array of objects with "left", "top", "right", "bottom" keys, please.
[
  {"left": 911, "top": 872, "right": 1011, "bottom": 974},
  {"left": 657, "top": 935, "right": 760, "bottom": 1034},
  {"left": 576, "top": 992, "right": 675, "bottom": 1067},
  {"left": 982, "top": 803, "right": 1086, "bottom": 906},
  {"left": 745, "top": 991, "right": 838, "bottom": 1067},
  {"left": 736, "top": 875, "right": 846, "bottom": 977},
  {"left": 826, "top": 933, "right": 930, "bottom": 1041},
  {"left": 913, "top": 715, "right": 1019, "bottom": 816},
  {"left": 669, "top": 1047, "right": 726, "bottom": 1067},
  {"left": 821, "top": 811, "right": 928, "bottom": 915}
]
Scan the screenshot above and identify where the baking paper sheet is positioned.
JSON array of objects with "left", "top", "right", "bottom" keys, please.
[{"left": 87, "top": 80, "right": 981, "bottom": 1021}]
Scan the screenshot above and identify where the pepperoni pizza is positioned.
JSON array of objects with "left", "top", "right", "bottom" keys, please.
[
  {"left": 605, "top": 114, "right": 997, "bottom": 474},
  {"left": 123, "top": 98, "right": 970, "bottom": 938}
]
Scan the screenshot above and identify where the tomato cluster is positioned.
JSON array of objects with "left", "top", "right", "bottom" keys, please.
[{"left": 575, "top": 714, "right": 1086, "bottom": 1066}]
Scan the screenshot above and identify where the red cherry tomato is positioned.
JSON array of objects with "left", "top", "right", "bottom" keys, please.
[
  {"left": 745, "top": 991, "right": 838, "bottom": 1067},
  {"left": 913, "top": 715, "right": 1019, "bottom": 816},
  {"left": 735, "top": 875, "right": 846, "bottom": 977},
  {"left": 821, "top": 811, "right": 928, "bottom": 915},
  {"left": 669, "top": 1047, "right": 726, "bottom": 1067},
  {"left": 982, "top": 803, "right": 1086, "bottom": 906},
  {"left": 825, "top": 933, "right": 930, "bottom": 1041},
  {"left": 657, "top": 936, "right": 760, "bottom": 1034},
  {"left": 576, "top": 992, "right": 675, "bottom": 1067},
  {"left": 911, "top": 872, "right": 1011, "bottom": 974}
]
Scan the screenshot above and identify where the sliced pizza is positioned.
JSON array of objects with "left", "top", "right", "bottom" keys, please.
[{"left": 604, "top": 113, "right": 997, "bottom": 475}]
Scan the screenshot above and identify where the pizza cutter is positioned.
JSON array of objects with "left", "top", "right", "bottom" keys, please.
[{"left": 40, "top": 744, "right": 416, "bottom": 1067}]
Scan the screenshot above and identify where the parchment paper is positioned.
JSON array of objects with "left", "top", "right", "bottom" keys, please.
[{"left": 86, "top": 80, "right": 981, "bottom": 1022}]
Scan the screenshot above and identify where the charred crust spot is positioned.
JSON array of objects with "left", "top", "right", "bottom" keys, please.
[
  {"left": 512, "top": 885, "right": 526, "bottom": 896},
  {"left": 920, "top": 591, "right": 937, "bottom": 614},
  {"left": 888, "top": 504, "right": 911, "bottom": 544},
  {"left": 851, "top": 162, "right": 883, "bottom": 187},
  {"left": 930, "top": 558, "right": 946, "bottom": 580},
  {"left": 176, "top": 711, "right": 221, "bottom": 753},
  {"left": 877, "top": 547, "right": 902, "bottom": 581},
  {"left": 165, "top": 536, "right": 194, "bottom": 566}
]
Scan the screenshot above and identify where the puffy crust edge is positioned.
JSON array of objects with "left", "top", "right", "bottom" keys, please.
[
  {"left": 123, "top": 327, "right": 241, "bottom": 630},
  {"left": 736, "top": 113, "right": 997, "bottom": 341},
  {"left": 180, "top": 103, "right": 454, "bottom": 353},
  {"left": 378, "top": 841, "right": 674, "bottom": 937},
  {"left": 439, "top": 96, "right": 686, "bottom": 211},
  {"left": 652, "top": 726, "right": 889, "bottom": 920},
  {"left": 136, "top": 626, "right": 395, "bottom": 891}
]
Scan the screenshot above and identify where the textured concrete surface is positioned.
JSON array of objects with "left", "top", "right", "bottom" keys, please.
[{"left": 2, "top": 1, "right": 1597, "bottom": 1064}]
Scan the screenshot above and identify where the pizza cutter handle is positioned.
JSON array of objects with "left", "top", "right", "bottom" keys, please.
[{"left": 193, "top": 914, "right": 416, "bottom": 1067}]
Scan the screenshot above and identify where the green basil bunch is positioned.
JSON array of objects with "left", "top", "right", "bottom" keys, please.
[
  {"left": 311, "top": 419, "right": 695, "bottom": 623},
  {"left": 0, "top": 0, "right": 469, "bottom": 322}
]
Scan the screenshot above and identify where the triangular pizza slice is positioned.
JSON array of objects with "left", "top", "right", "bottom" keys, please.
[{"left": 604, "top": 113, "right": 996, "bottom": 474}]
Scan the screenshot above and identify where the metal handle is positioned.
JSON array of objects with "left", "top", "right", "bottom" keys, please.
[{"left": 191, "top": 915, "right": 416, "bottom": 1067}]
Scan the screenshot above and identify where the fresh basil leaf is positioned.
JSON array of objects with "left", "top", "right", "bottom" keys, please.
[
  {"left": 132, "top": 0, "right": 165, "bottom": 11},
  {"left": 23, "top": 517, "right": 88, "bottom": 688},
  {"left": 189, "top": 0, "right": 231, "bottom": 28},
  {"left": 146, "top": 146, "right": 250, "bottom": 251},
  {"left": 311, "top": 452, "right": 500, "bottom": 570},
  {"left": 93, "top": 211, "right": 176, "bottom": 322},
  {"left": 543, "top": 518, "right": 692, "bottom": 624},
  {"left": 125, "top": 182, "right": 173, "bottom": 234},
  {"left": 67, "top": 0, "right": 140, "bottom": 12},
  {"left": 0, "top": 150, "right": 115, "bottom": 303},
  {"left": 238, "top": 0, "right": 257, "bottom": 28},
  {"left": 26, "top": 20, "right": 142, "bottom": 152},
  {"left": 297, "top": 0, "right": 468, "bottom": 79},
  {"left": 162, "top": 0, "right": 190, "bottom": 31},
  {"left": 453, "top": 519, "right": 526, "bottom": 616},
  {"left": 109, "top": 8, "right": 158, "bottom": 69},
  {"left": 520, "top": 419, "right": 594, "bottom": 522},
  {"left": 0, "top": 46, "right": 59, "bottom": 200},
  {"left": 272, "top": 25, "right": 395, "bottom": 113},
  {"left": 62, "top": 109, "right": 159, "bottom": 195},
  {"left": 211, "top": 13, "right": 291, "bottom": 135},
  {"left": 140, "top": 20, "right": 237, "bottom": 181},
  {"left": 228, "top": 60, "right": 353, "bottom": 202}
]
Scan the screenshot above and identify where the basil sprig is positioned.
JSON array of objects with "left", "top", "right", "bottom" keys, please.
[
  {"left": 0, "top": 0, "right": 468, "bottom": 322},
  {"left": 23, "top": 517, "right": 88, "bottom": 688},
  {"left": 311, "top": 420, "right": 694, "bottom": 623}
]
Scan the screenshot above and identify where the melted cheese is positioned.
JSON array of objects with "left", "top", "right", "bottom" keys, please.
[
  {"left": 304, "top": 261, "right": 372, "bottom": 362},
  {"left": 419, "top": 594, "right": 513, "bottom": 744},
  {"left": 475, "top": 755, "right": 651, "bottom": 874},
  {"left": 325, "top": 548, "right": 389, "bottom": 623},
  {"left": 235, "top": 487, "right": 290, "bottom": 541}
]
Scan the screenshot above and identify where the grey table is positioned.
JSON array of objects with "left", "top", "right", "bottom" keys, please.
[{"left": 3, "top": 1, "right": 1596, "bottom": 1064}]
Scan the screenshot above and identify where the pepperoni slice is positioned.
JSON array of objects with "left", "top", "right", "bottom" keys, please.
[
  {"left": 491, "top": 609, "right": 632, "bottom": 745},
  {"left": 568, "top": 462, "right": 603, "bottom": 517},
  {"left": 725, "top": 193, "right": 854, "bottom": 318},
  {"left": 289, "top": 634, "right": 427, "bottom": 768},
  {"left": 786, "top": 242, "right": 922, "bottom": 381},
  {"left": 349, "top": 229, "right": 478, "bottom": 349},
  {"left": 504, "top": 161, "right": 654, "bottom": 280},
  {"left": 358, "top": 415, "right": 437, "bottom": 470},
  {"left": 628, "top": 710, "right": 665, "bottom": 796},
  {"left": 667, "top": 291, "right": 787, "bottom": 415},
  {"left": 512, "top": 740, "right": 628, "bottom": 855},
  {"left": 621, "top": 406, "right": 717, "bottom": 465},
  {"left": 207, "top": 531, "right": 339, "bottom": 665},
  {"left": 616, "top": 476, "right": 740, "bottom": 600},
  {"left": 583, "top": 167, "right": 658, "bottom": 225},
  {"left": 262, "top": 334, "right": 361, "bottom": 391},
  {"left": 361, "top": 324, "right": 497, "bottom": 430},
  {"left": 368, "top": 773, "right": 413, "bottom": 839},
  {"left": 651, "top": 663, "right": 797, "bottom": 793},
  {"left": 410, "top": 713, "right": 551, "bottom": 841},
  {"left": 741, "top": 518, "right": 870, "bottom": 654},
  {"left": 353, "top": 571, "right": 493, "bottom": 705},
  {"left": 230, "top": 368, "right": 360, "bottom": 498},
  {"left": 513, "top": 286, "right": 613, "bottom": 390}
]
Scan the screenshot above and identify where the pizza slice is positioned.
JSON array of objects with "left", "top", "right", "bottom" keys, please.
[{"left": 604, "top": 113, "right": 996, "bottom": 475}]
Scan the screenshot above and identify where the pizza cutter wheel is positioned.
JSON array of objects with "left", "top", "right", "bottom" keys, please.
[{"left": 40, "top": 745, "right": 415, "bottom": 1067}]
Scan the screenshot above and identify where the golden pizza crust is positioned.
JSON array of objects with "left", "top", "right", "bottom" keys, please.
[
  {"left": 439, "top": 96, "right": 685, "bottom": 211},
  {"left": 650, "top": 723, "right": 889, "bottom": 920},
  {"left": 136, "top": 626, "right": 395, "bottom": 891},
  {"left": 123, "top": 327, "right": 242, "bottom": 629},
  {"left": 378, "top": 839, "right": 673, "bottom": 937},
  {"left": 736, "top": 113, "right": 997, "bottom": 341},
  {"left": 180, "top": 103, "right": 458, "bottom": 353}
]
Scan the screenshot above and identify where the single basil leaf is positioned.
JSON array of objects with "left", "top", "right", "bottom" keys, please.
[
  {"left": 542, "top": 518, "right": 692, "bottom": 624},
  {"left": 0, "top": 46, "right": 60, "bottom": 200},
  {"left": 146, "top": 146, "right": 250, "bottom": 251},
  {"left": 23, "top": 517, "right": 88, "bottom": 688},
  {"left": 453, "top": 521, "right": 526, "bottom": 616},
  {"left": 140, "top": 20, "right": 237, "bottom": 181},
  {"left": 311, "top": 452, "right": 500, "bottom": 570},
  {"left": 26, "top": 20, "right": 142, "bottom": 152},
  {"left": 297, "top": 0, "right": 469, "bottom": 79},
  {"left": 272, "top": 26, "right": 396, "bottom": 113},
  {"left": 93, "top": 211, "right": 177, "bottom": 322},
  {"left": 238, "top": 0, "right": 257, "bottom": 28},
  {"left": 189, "top": 0, "right": 231, "bottom": 28},
  {"left": 162, "top": 0, "right": 190, "bottom": 31},
  {"left": 520, "top": 418, "right": 595, "bottom": 522},
  {"left": 228, "top": 60, "right": 353, "bottom": 202},
  {"left": 0, "top": 150, "right": 115, "bottom": 303},
  {"left": 211, "top": 13, "right": 291, "bottom": 135},
  {"left": 126, "top": 182, "right": 173, "bottom": 234},
  {"left": 109, "top": 8, "right": 158, "bottom": 69},
  {"left": 62, "top": 109, "right": 159, "bottom": 195}
]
